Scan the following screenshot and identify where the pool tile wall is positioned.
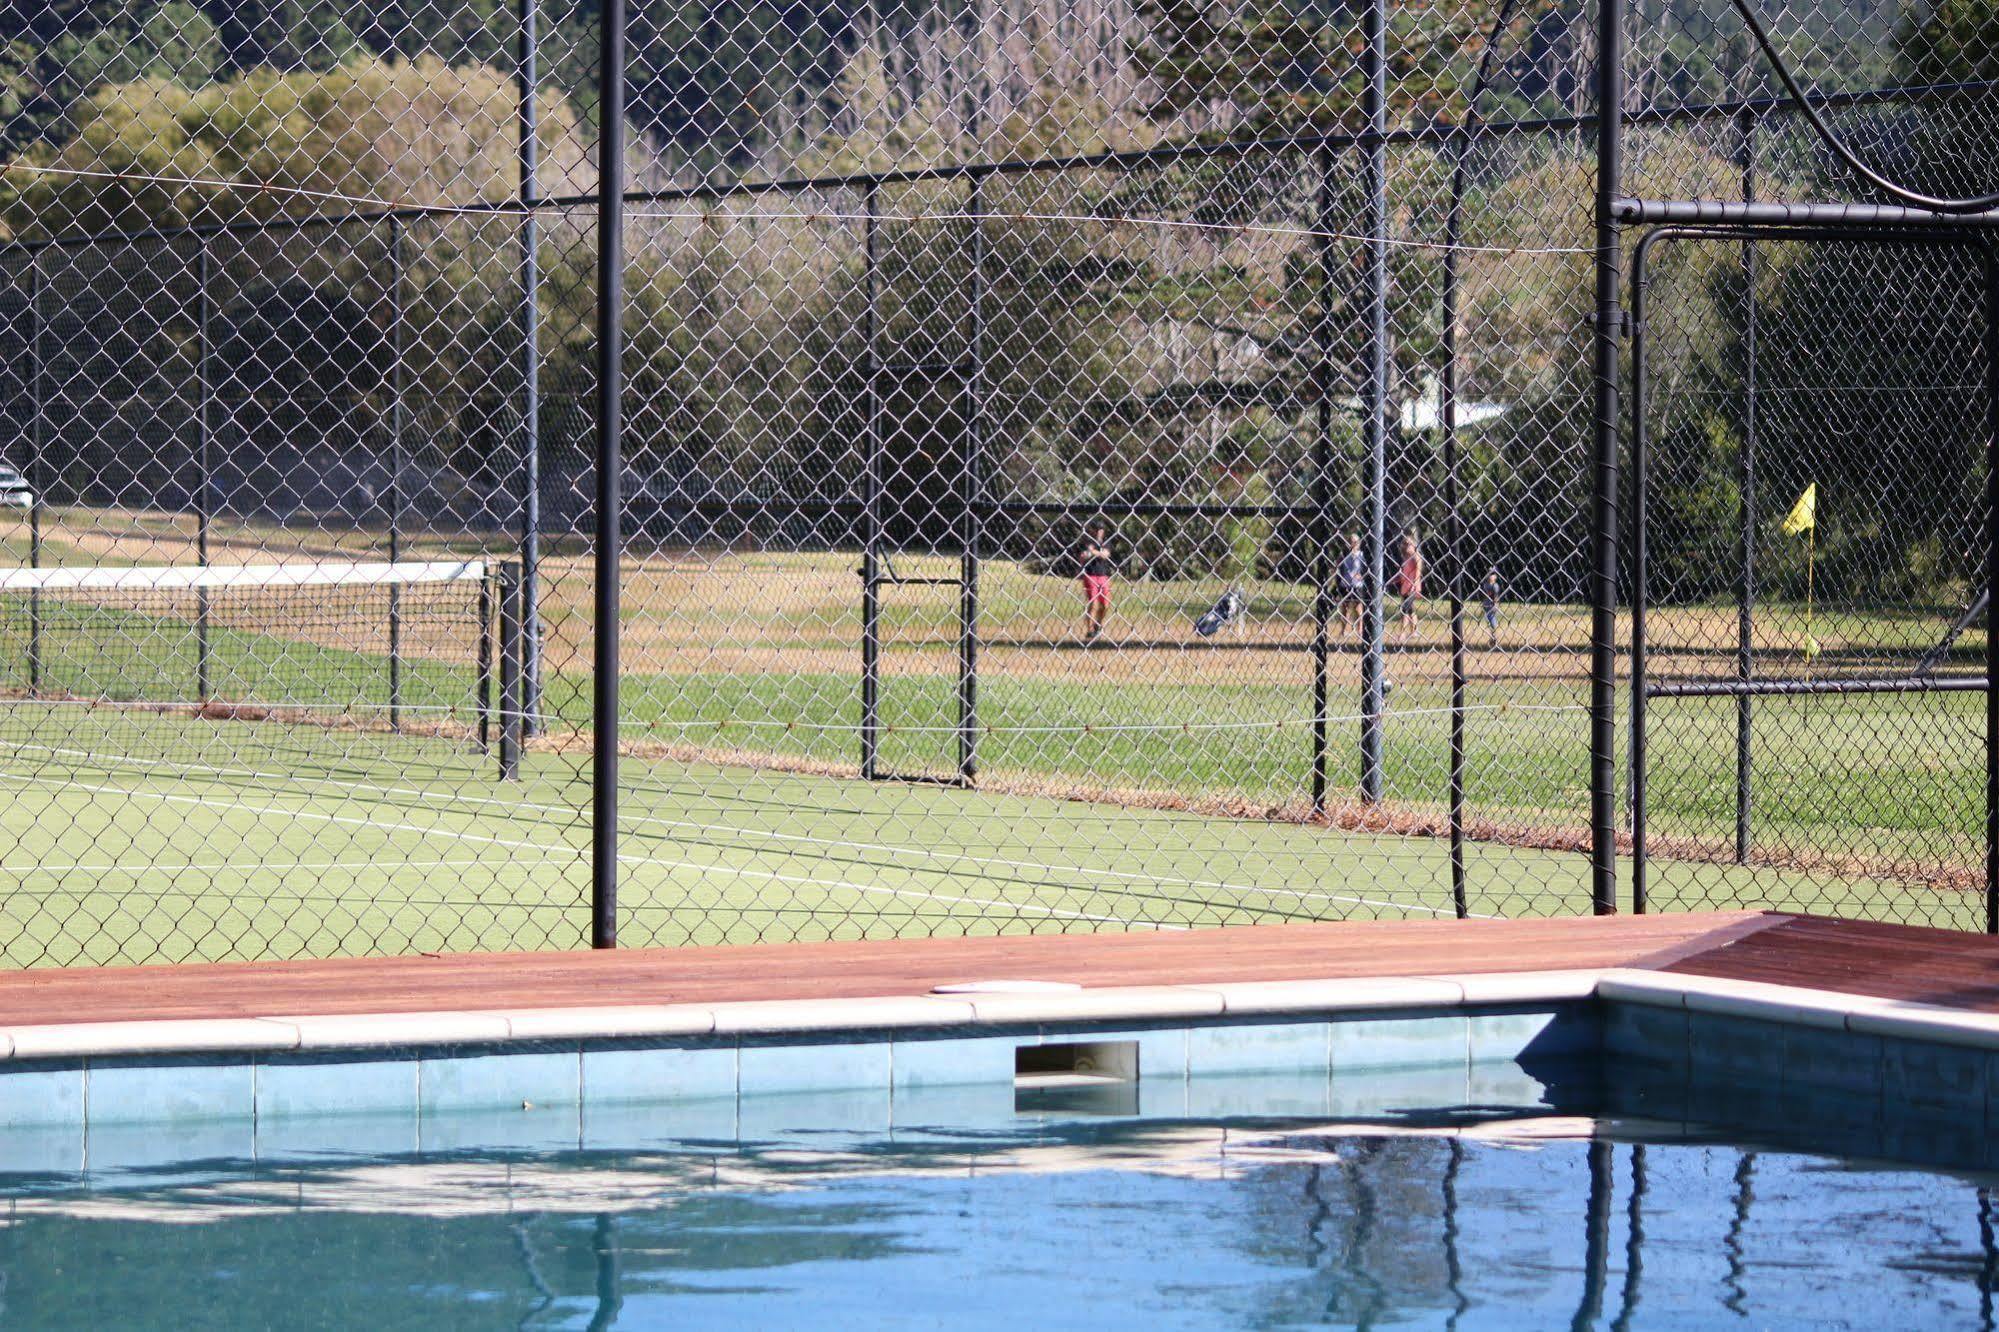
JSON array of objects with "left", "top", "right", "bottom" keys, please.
[{"left": 0, "top": 1004, "right": 1599, "bottom": 1145}]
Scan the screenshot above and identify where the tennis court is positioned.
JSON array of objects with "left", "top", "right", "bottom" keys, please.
[
  {"left": 1, "top": 689, "right": 1975, "bottom": 968},
  {"left": 0, "top": 534, "right": 1982, "bottom": 966}
]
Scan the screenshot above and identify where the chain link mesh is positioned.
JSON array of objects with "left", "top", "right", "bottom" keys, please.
[{"left": 0, "top": 0, "right": 1989, "bottom": 964}]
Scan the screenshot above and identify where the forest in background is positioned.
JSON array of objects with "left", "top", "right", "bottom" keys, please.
[{"left": 0, "top": 0, "right": 1992, "bottom": 605}]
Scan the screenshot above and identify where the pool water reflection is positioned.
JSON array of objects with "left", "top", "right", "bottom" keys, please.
[{"left": 0, "top": 1091, "right": 1993, "bottom": 1328}]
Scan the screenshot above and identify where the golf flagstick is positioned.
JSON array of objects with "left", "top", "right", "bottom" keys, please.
[{"left": 1782, "top": 482, "right": 1817, "bottom": 693}]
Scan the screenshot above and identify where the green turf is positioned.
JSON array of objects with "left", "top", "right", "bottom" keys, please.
[
  {"left": 0, "top": 697, "right": 1981, "bottom": 969},
  {"left": 0, "top": 581, "right": 1984, "bottom": 965}
]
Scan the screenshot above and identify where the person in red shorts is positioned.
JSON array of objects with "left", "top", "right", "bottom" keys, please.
[
  {"left": 1395, "top": 530, "right": 1424, "bottom": 643},
  {"left": 1078, "top": 524, "right": 1115, "bottom": 642}
]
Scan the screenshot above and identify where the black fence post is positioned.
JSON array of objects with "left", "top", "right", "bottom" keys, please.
[
  {"left": 1310, "top": 144, "right": 1336, "bottom": 816},
  {"left": 518, "top": 0, "right": 544, "bottom": 738},
  {"left": 196, "top": 242, "right": 213, "bottom": 705},
  {"left": 859, "top": 185, "right": 881, "bottom": 781},
  {"left": 1358, "top": 0, "right": 1389, "bottom": 803},
  {"left": 1443, "top": 124, "right": 1469, "bottom": 918},
  {"left": 1629, "top": 237, "right": 1653, "bottom": 913},
  {"left": 26, "top": 253, "right": 40, "bottom": 696},
  {"left": 499, "top": 562, "right": 524, "bottom": 781},
  {"left": 959, "top": 174, "right": 986, "bottom": 785},
  {"left": 1735, "top": 107, "right": 1759, "bottom": 865},
  {"left": 387, "top": 215, "right": 406, "bottom": 733},
  {"left": 1984, "top": 243, "right": 1997, "bottom": 935},
  {"left": 593, "top": 0, "right": 627, "bottom": 950},
  {"left": 1590, "top": 0, "right": 1626, "bottom": 916},
  {"left": 477, "top": 571, "right": 494, "bottom": 753}
]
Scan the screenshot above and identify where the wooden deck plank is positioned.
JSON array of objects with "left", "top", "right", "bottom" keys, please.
[
  {"left": 1663, "top": 915, "right": 1999, "bottom": 1010},
  {"left": 16, "top": 910, "right": 1999, "bottom": 1031},
  {"left": 0, "top": 912, "right": 1768, "bottom": 1028}
]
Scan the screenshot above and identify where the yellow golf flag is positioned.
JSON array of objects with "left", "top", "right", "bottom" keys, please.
[{"left": 1781, "top": 483, "right": 1816, "bottom": 536}]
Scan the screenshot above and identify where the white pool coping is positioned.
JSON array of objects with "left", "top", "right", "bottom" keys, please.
[{"left": 0, "top": 966, "right": 1993, "bottom": 1060}]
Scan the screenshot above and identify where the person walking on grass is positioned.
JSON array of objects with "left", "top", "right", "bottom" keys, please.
[
  {"left": 1338, "top": 532, "right": 1366, "bottom": 640},
  {"left": 1078, "top": 524, "right": 1115, "bottom": 642},
  {"left": 1394, "top": 531, "right": 1424, "bottom": 643},
  {"left": 1479, "top": 568, "right": 1501, "bottom": 647}
]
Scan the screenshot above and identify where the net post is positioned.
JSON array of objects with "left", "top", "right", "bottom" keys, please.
[
  {"left": 1357, "top": 0, "right": 1388, "bottom": 804},
  {"left": 859, "top": 182, "right": 881, "bottom": 781},
  {"left": 1735, "top": 106, "right": 1759, "bottom": 866},
  {"left": 518, "top": 0, "right": 544, "bottom": 739},
  {"left": 477, "top": 570, "right": 495, "bottom": 753},
  {"left": 387, "top": 215, "right": 406, "bottom": 734},
  {"left": 1309, "top": 143, "right": 1335, "bottom": 818},
  {"left": 499, "top": 561, "right": 524, "bottom": 781},
  {"left": 958, "top": 173, "right": 986, "bottom": 786},
  {"left": 195, "top": 241, "right": 213, "bottom": 705},
  {"left": 1443, "top": 125, "right": 1469, "bottom": 920},
  {"left": 1589, "top": 0, "right": 1626, "bottom": 916},
  {"left": 593, "top": 0, "right": 627, "bottom": 950}
]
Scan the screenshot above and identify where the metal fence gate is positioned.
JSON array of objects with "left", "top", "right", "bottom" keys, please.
[{"left": 1629, "top": 227, "right": 1997, "bottom": 928}]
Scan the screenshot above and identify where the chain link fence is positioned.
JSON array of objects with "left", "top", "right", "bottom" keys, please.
[{"left": 0, "top": 0, "right": 1989, "bottom": 965}]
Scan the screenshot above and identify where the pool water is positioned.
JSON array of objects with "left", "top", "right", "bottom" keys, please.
[{"left": 0, "top": 1084, "right": 1993, "bottom": 1329}]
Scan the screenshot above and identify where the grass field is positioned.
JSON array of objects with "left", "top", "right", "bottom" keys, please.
[
  {"left": 0, "top": 507, "right": 1985, "bottom": 965},
  {"left": 0, "top": 706, "right": 1975, "bottom": 969}
]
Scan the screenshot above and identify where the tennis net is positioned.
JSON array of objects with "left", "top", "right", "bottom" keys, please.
[{"left": 0, "top": 560, "right": 523, "bottom": 773}]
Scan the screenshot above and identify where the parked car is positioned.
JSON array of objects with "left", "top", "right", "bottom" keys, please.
[{"left": 0, "top": 465, "right": 31, "bottom": 511}]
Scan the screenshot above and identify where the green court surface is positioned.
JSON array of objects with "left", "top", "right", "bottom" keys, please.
[{"left": 0, "top": 703, "right": 1981, "bottom": 968}]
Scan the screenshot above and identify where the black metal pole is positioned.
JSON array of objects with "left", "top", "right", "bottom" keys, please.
[
  {"left": 1736, "top": 108, "right": 1758, "bottom": 865},
  {"left": 1310, "top": 143, "right": 1336, "bottom": 816},
  {"left": 1358, "top": 0, "right": 1389, "bottom": 803},
  {"left": 860, "top": 185, "right": 881, "bottom": 780},
  {"left": 1590, "top": 0, "right": 1626, "bottom": 915},
  {"left": 500, "top": 562, "right": 524, "bottom": 780},
  {"left": 26, "top": 254, "right": 41, "bottom": 696},
  {"left": 1629, "top": 238, "right": 1651, "bottom": 913},
  {"left": 959, "top": 176, "right": 985, "bottom": 785},
  {"left": 1443, "top": 131, "right": 1469, "bottom": 918},
  {"left": 387, "top": 216, "right": 405, "bottom": 733},
  {"left": 477, "top": 571, "right": 494, "bottom": 752},
  {"left": 1984, "top": 243, "right": 1998, "bottom": 935},
  {"left": 592, "top": 0, "right": 626, "bottom": 949},
  {"left": 196, "top": 243, "right": 212, "bottom": 704},
  {"left": 518, "top": 0, "right": 544, "bottom": 737}
]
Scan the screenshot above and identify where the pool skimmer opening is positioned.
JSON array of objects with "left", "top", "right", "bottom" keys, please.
[{"left": 1014, "top": 1040, "right": 1140, "bottom": 1090}]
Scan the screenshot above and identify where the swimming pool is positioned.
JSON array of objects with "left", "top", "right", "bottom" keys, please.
[{"left": 0, "top": 1065, "right": 1991, "bottom": 1328}]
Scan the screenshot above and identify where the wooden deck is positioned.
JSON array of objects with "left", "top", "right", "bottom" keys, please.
[
  {"left": 0, "top": 911, "right": 1992, "bottom": 1029},
  {"left": 1661, "top": 914, "right": 1999, "bottom": 1010},
  {"left": 0, "top": 908, "right": 1832, "bottom": 1028}
]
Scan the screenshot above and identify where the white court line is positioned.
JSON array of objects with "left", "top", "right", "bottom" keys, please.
[
  {"left": 0, "top": 855, "right": 564, "bottom": 878},
  {"left": 0, "top": 739, "right": 1485, "bottom": 919},
  {"left": 0, "top": 769, "right": 1174, "bottom": 931}
]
